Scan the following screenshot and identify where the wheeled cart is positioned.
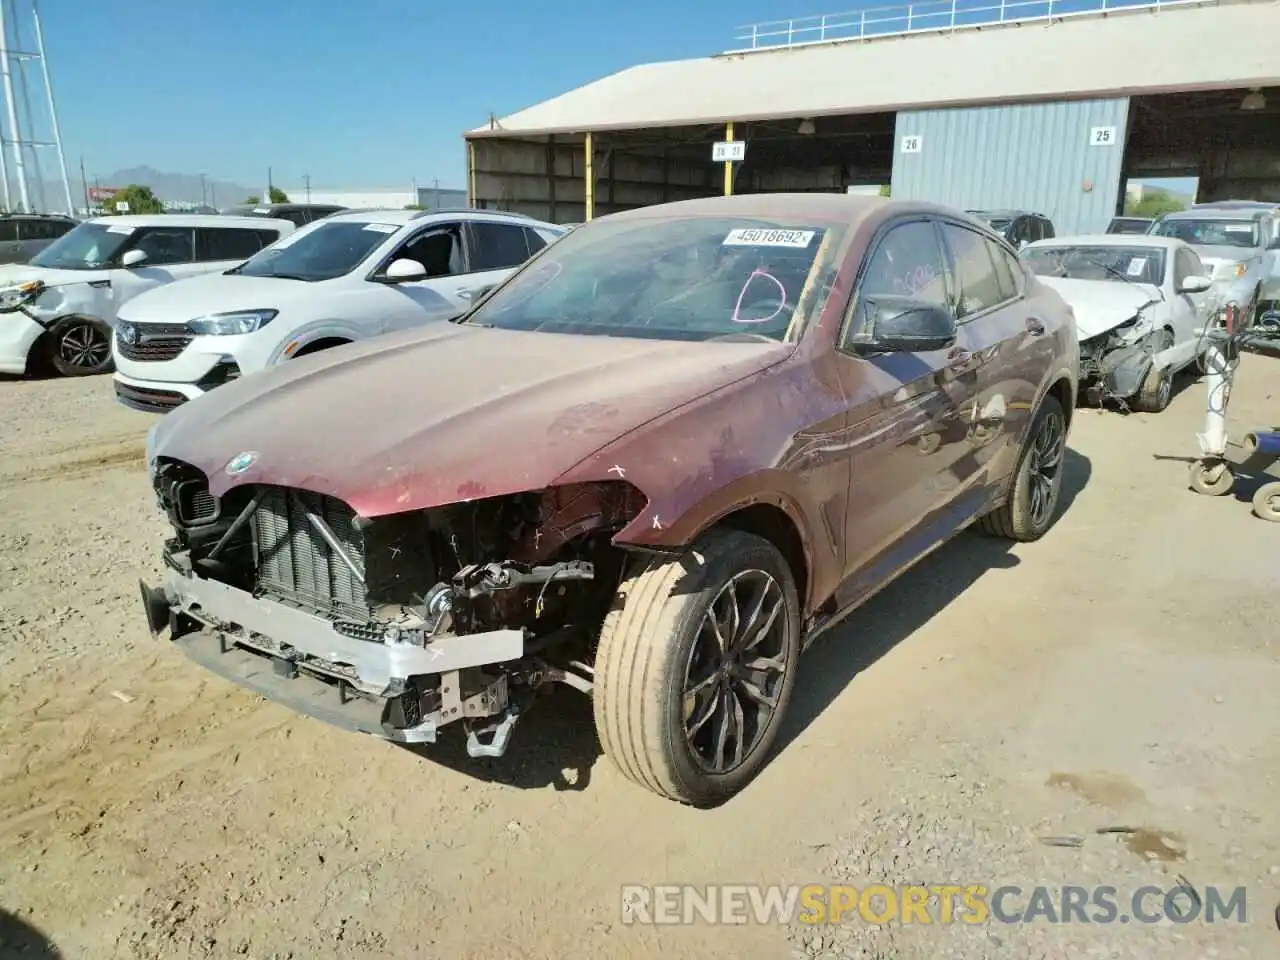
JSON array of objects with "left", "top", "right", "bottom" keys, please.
[{"left": 1187, "top": 304, "right": 1280, "bottom": 520}]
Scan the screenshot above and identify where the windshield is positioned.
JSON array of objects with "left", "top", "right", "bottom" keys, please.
[
  {"left": 1151, "top": 218, "right": 1260, "bottom": 248},
  {"left": 462, "top": 215, "right": 844, "bottom": 342},
  {"left": 969, "top": 212, "right": 1011, "bottom": 231},
  {"left": 1024, "top": 245, "right": 1167, "bottom": 285},
  {"left": 29, "top": 222, "right": 133, "bottom": 270},
  {"left": 233, "top": 219, "right": 397, "bottom": 281}
]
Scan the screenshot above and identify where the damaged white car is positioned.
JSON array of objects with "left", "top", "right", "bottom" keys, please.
[{"left": 1022, "top": 236, "right": 1215, "bottom": 412}]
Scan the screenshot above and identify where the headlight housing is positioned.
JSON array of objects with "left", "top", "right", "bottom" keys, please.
[
  {"left": 188, "top": 309, "right": 277, "bottom": 336},
  {"left": 0, "top": 279, "right": 45, "bottom": 312}
]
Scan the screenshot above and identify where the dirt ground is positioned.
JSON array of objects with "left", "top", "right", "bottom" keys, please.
[{"left": 1, "top": 363, "right": 1278, "bottom": 960}]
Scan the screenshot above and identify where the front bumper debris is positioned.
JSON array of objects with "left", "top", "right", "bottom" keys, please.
[{"left": 140, "top": 571, "right": 527, "bottom": 752}]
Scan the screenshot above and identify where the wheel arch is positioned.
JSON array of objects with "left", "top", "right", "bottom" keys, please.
[
  {"left": 291, "top": 336, "right": 352, "bottom": 357},
  {"left": 685, "top": 497, "right": 812, "bottom": 617},
  {"left": 35, "top": 312, "right": 112, "bottom": 369}
]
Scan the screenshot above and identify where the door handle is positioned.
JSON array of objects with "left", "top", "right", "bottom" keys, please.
[
  {"left": 946, "top": 347, "right": 973, "bottom": 367},
  {"left": 1025, "top": 317, "right": 1046, "bottom": 335}
]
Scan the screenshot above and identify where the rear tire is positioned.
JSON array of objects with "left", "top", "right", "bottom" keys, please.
[
  {"left": 976, "top": 394, "right": 1067, "bottom": 542},
  {"left": 1189, "top": 458, "right": 1234, "bottom": 496},
  {"left": 48, "top": 316, "right": 114, "bottom": 377},
  {"left": 593, "top": 529, "right": 801, "bottom": 807}
]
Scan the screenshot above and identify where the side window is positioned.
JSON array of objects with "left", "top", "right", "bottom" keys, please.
[
  {"left": 282, "top": 211, "right": 309, "bottom": 227},
  {"left": 469, "top": 221, "right": 534, "bottom": 271},
  {"left": 391, "top": 223, "right": 464, "bottom": 279},
  {"left": 523, "top": 226, "right": 548, "bottom": 256},
  {"left": 255, "top": 229, "right": 283, "bottom": 248},
  {"left": 198, "top": 227, "right": 266, "bottom": 261},
  {"left": 129, "top": 227, "right": 196, "bottom": 266},
  {"left": 0, "top": 220, "right": 16, "bottom": 242},
  {"left": 18, "top": 220, "right": 58, "bottom": 240},
  {"left": 845, "top": 219, "right": 950, "bottom": 344},
  {"left": 985, "top": 237, "right": 1021, "bottom": 302},
  {"left": 1039, "top": 218, "right": 1055, "bottom": 240},
  {"left": 1175, "top": 248, "right": 1203, "bottom": 287},
  {"left": 941, "top": 223, "right": 1004, "bottom": 317}
]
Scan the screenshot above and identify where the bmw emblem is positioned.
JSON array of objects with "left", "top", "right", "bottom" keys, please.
[{"left": 224, "top": 451, "right": 258, "bottom": 476}]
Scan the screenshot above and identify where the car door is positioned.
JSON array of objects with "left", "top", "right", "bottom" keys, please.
[
  {"left": 1171, "top": 245, "right": 1211, "bottom": 352},
  {"left": 463, "top": 220, "right": 541, "bottom": 305},
  {"left": 832, "top": 216, "right": 980, "bottom": 606},
  {"left": 372, "top": 221, "right": 474, "bottom": 331},
  {"left": 196, "top": 226, "right": 270, "bottom": 271},
  {"left": 108, "top": 226, "right": 201, "bottom": 309},
  {"left": 939, "top": 221, "right": 1045, "bottom": 490}
]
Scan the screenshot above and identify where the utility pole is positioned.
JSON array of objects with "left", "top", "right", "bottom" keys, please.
[
  {"left": 78, "top": 154, "right": 87, "bottom": 214},
  {"left": 434, "top": 178, "right": 439, "bottom": 211},
  {"left": 266, "top": 165, "right": 272, "bottom": 202},
  {"left": 0, "top": 6, "right": 29, "bottom": 211},
  {"left": 199, "top": 173, "right": 207, "bottom": 208},
  {"left": 303, "top": 173, "right": 310, "bottom": 201}
]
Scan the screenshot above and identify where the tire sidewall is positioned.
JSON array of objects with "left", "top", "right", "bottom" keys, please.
[
  {"left": 48, "top": 316, "right": 115, "bottom": 377},
  {"left": 657, "top": 533, "right": 802, "bottom": 805},
  {"left": 1011, "top": 395, "right": 1066, "bottom": 537}
]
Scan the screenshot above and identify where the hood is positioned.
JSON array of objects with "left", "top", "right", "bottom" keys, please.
[
  {"left": 1187, "top": 244, "right": 1261, "bottom": 277},
  {"left": 150, "top": 322, "right": 791, "bottom": 517},
  {"left": 0, "top": 263, "right": 110, "bottom": 288},
  {"left": 119, "top": 271, "right": 316, "bottom": 321},
  {"left": 1037, "top": 277, "right": 1160, "bottom": 340}
]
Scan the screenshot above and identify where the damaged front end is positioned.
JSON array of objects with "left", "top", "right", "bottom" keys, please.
[
  {"left": 140, "top": 460, "right": 646, "bottom": 757},
  {"left": 1078, "top": 314, "right": 1164, "bottom": 404}
]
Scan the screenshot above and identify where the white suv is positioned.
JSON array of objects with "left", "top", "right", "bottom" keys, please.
[
  {"left": 111, "top": 208, "right": 564, "bottom": 412},
  {"left": 0, "top": 214, "right": 294, "bottom": 378}
]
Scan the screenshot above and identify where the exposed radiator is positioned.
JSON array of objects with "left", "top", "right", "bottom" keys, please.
[{"left": 252, "top": 487, "right": 369, "bottom": 619}]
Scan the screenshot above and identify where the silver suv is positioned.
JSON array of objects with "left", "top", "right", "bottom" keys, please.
[{"left": 1150, "top": 207, "right": 1279, "bottom": 319}]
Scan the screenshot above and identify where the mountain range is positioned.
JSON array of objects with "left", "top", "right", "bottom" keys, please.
[{"left": 17, "top": 165, "right": 271, "bottom": 210}]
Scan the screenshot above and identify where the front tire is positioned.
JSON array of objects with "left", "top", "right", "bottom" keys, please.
[
  {"left": 1251, "top": 481, "right": 1280, "bottom": 522},
  {"left": 1132, "top": 330, "right": 1175, "bottom": 413},
  {"left": 593, "top": 530, "right": 801, "bottom": 806},
  {"left": 977, "top": 394, "right": 1067, "bottom": 542},
  {"left": 48, "top": 316, "right": 114, "bottom": 377}
]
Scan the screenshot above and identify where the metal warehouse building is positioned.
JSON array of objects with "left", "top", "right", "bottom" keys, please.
[{"left": 464, "top": 0, "right": 1280, "bottom": 234}]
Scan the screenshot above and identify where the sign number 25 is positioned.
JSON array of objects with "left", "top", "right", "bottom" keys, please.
[{"left": 1090, "top": 126, "right": 1117, "bottom": 147}]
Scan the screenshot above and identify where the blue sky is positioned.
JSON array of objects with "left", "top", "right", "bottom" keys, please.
[
  {"left": 42, "top": 0, "right": 1194, "bottom": 197},
  {"left": 45, "top": 0, "right": 812, "bottom": 191}
]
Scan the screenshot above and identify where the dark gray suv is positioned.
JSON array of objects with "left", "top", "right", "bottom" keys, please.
[
  {"left": 0, "top": 213, "right": 78, "bottom": 264},
  {"left": 966, "top": 209, "right": 1055, "bottom": 249}
]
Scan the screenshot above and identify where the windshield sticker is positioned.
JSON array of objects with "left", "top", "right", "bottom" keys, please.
[
  {"left": 362, "top": 223, "right": 398, "bottom": 234},
  {"left": 106, "top": 225, "right": 134, "bottom": 234},
  {"left": 723, "top": 228, "right": 815, "bottom": 249},
  {"left": 1224, "top": 224, "right": 1255, "bottom": 233},
  {"left": 252, "top": 207, "right": 271, "bottom": 214},
  {"left": 1125, "top": 257, "right": 1147, "bottom": 277}
]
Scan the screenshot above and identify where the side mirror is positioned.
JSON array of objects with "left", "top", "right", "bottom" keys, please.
[
  {"left": 383, "top": 258, "right": 427, "bottom": 282},
  {"left": 1178, "top": 274, "right": 1214, "bottom": 294},
  {"left": 852, "top": 295, "right": 958, "bottom": 353},
  {"left": 121, "top": 249, "right": 148, "bottom": 268}
]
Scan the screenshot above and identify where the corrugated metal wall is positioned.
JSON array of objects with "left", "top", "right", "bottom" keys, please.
[{"left": 891, "top": 98, "right": 1130, "bottom": 236}]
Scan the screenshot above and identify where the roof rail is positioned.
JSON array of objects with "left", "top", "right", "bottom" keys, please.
[{"left": 410, "top": 207, "right": 534, "bottom": 220}]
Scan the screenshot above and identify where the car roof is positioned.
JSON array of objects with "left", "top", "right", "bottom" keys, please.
[
  {"left": 224, "top": 202, "right": 346, "bottom": 211},
  {"left": 1110, "top": 215, "right": 1151, "bottom": 221},
  {"left": 85, "top": 214, "right": 295, "bottom": 229},
  {"left": 1, "top": 211, "right": 76, "bottom": 220},
  {"left": 1191, "top": 200, "right": 1278, "bottom": 210},
  {"left": 320, "top": 207, "right": 559, "bottom": 228},
  {"left": 967, "top": 208, "right": 1045, "bottom": 218},
  {"left": 1025, "top": 234, "right": 1181, "bottom": 249}
]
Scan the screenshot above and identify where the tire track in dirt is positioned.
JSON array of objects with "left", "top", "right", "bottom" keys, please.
[{"left": 0, "top": 439, "right": 146, "bottom": 486}]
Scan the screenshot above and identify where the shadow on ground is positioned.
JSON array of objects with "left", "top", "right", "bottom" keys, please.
[
  {"left": 0, "top": 909, "right": 62, "bottom": 959},
  {"left": 400, "top": 684, "right": 600, "bottom": 793},
  {"left": 403, "top": 447, "right": 1093, "bottom": 798},
  {"left": 773, "top": 445, "right": 1093, "bottom": 759}
]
